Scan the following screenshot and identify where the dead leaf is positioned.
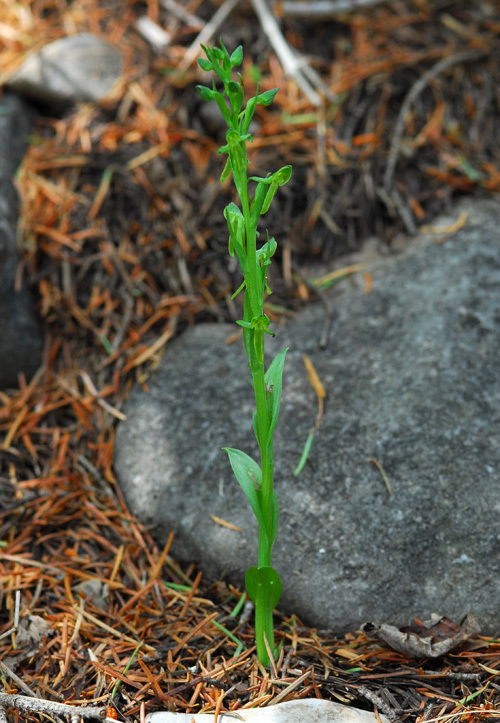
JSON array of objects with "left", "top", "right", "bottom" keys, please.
[
  {"left": 362, "top": 613, "right": 480, "bottom": 658},
  {"left": 16, "top": 614, "right": 53, "bottom": 652}
]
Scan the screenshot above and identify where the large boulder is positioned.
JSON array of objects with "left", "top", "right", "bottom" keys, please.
[
  {"left": 114, "top": 197, "right": 500, "bottom": 635},
  {"left": 0, "top": 93, "right": 43, "bottom": 389}
]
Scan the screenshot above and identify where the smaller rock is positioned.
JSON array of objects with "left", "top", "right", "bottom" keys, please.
[
  {"left": 147, "top": 699, "right": 389, "bottom": 723},
  {"left": 6, "top": 33, "right": 123, "bottom": 105}
]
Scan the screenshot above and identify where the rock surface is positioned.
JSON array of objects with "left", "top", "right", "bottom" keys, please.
[
  {"left": 0, "top": 92, "right": 44, "bottom": 389},
  {"left": 6, "top": 33, "right": 122, "bottom": 105},
  {"left": 147, "top": 699, "right": 389, "bottom": 723},
  {"left": 114, "top": 197, "right": 500, "bottom": 635}
]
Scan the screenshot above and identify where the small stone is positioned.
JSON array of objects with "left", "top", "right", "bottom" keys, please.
[
  {"left": 146, "top": 698, "right": 389, "bottom": 723},
  {"left": 6, "top": 33, "right": 123, "bottom": 105}
]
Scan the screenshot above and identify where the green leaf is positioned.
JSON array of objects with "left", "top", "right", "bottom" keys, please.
[
  {"left": 265, "top": 348, "right": 288, "bottom": 446},
  {"left": 214, "top": 95, "right": 233, "bottom": 128},
  {"left": 253, "top": 409, "right": 260, "bottom": 447},
  {"left": 213, "top": 45, "right": 226, "bottom": 61},
  {"left": 294, "top": 427, "right": 314, "bottom": 476},
  {"left": 230, "top": 45, "right": 243, "bottom": 67},
  {"left": 241, "top": 95, "right": 258, "bottom": 135},
  {"left": 223, "top": 448, "right": 268, "bottom": 539},
  {"left": 256, "top": 236, "right": 277, "bottom": 267},
  {"left": 245, "top": 566, "right": 282, "bottom": 610},
  {"left": 202, "top": 44, "right": 229, "bottom": 84},
  {"left": 197, "top": 58, "right": 212, "bottom": 72},
  {"left": 227, "top": 80, "right": 244, "bottom": 116},
  {"left": 275, "top": 164, "right": 292, "bottom": 185},
  {"left": 220, "top": 157, "right": 231, "bottom": 183},
  {"left": 224, "top": 202, "right": 246, "bottom": 268},
  {"left": 250, "top": 179, "right": 269, "bottom": 222},
  {"left": 196, "top": 85, "right": 217, "bottom": 102},
  {"left": 256, "top": 88, "right": 279, "bottom": 106},
  {"left": 255, "top": 487, "right": 279, "bottom": 549},
  {"left": 261, "top": 166, "right": 292, "bottom": 214}
]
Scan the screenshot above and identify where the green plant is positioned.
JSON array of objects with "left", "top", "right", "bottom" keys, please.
[{"left": 196, "top": 42, "right": 292, "bottom": 667}]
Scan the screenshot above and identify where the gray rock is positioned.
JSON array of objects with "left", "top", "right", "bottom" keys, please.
[
  {"left": 114, "top": 197, "right": 500, "bottom": 635},
  {"left": 0, "top": 93, "right": 43, "bottom": 390},
  {"left": 6, "top": 33, "right": 122, "bottom": 105}
]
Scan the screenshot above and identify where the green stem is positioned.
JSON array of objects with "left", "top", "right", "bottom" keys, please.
[
  {"left": 254, "top": 581, "right": 273, "bottom": 667},
  {"left": 250, "top": 355, "right": 272, "bottom": 567}
]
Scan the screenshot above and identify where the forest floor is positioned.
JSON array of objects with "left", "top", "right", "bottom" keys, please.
[{"left": 1, "top": 0, "right": 500, "bottom": 720}]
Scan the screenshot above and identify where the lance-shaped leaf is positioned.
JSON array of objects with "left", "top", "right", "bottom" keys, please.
[
  {"left": 220, "top": 158, "right": 231, "bottom": 183},
  {"left": 224, "top": 448, "right": 273, "bottom": 548},
  {"left": 240, "top": 94, "right": 258, "bottom": 135},
  {"left": 255, "top": 486, "right": 279, "bottom": 551},
  {"left": 227, "top": 80, "right": 244, "bottom": 117},
  {"left": 224, "top": 202, "right": 246, "bottom": 270},
  {"left": 261, "top": 165, "right": 293, "bottom": 214},
  {"left": 250, "top": 178, "right": 270, "bottom": 223},
  {"left": 264, "top": 348, "right": 288, "bottom": 448},
  {"left": 256, "top": 88, "right": 280, "bottom": 107},
  {"left": 214, "top": 94, "right": 233, "bottom": 129}
]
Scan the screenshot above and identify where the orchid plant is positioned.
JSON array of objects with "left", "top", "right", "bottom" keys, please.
[{"left": 196, "top": 42, "right": 292, "bottom": 666}]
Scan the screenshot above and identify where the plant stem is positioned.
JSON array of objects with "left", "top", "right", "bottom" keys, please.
[
  {"left": 254, "top": 580, "right": 274, "bottom": 666},
  {"left": 196, "top": 44, "right": 291, "bottom": 666}
]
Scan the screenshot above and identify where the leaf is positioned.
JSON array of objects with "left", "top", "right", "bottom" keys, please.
[
  {"left": 265, "top": 348, "right": 288, "bottom": 446},
  {"left": 196, "top": 85, "right": 217, "bottom": 102},
  {"left": 230, "top": 45, "right": 243, "bottom": 67},
  {"left": 256, "top": 236, "right": 277, "bottom": 267},
  {"left": 245, "top": 566, "right": 282, "bottom": 609},
  {"left": 260, "top": 166, "right": 293, "bottom": 215},
  {"left": 197, "top": 58, "right": 212, "bottom": 72},
  {"left": 253, "top": 485, "right": 277, "bottom": 550},
  {"left": 223, "top": 448, "right": 268, "bottom": 539},
  {"left": 275, "top": 165, "right": 293, "bottom": 185},
  {"left": 214, "top": 95, "right": 233, "bottom": 128},
  {"left": 256, "top": 88, "right": 280, "bottom": 106},
  {"left": 224, "top": 202, "right": 246, "bottom": 269},
  {"left": 240, "top": 95, "right": 258, "bottom": 135},
  {"left": 294, "top": 428, "right": 314, "bottom": 476},
  {"left": 250, "top": 179, "right": 268, "bottom": 222},
  {"left": 227, "top": 80, "right": 244, "bottom": 116},
  {"left": 361, "top": 614, "right": 480, "bottom": 658},
  {"left": 220, "top": 158, "right": 231, "bottom": 183}
]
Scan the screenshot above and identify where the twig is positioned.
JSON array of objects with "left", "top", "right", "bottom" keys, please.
[
  {"left": 0, "top": 661, "right": 38, "bottom": 698},
  {"left": 0, "top": 590, "right": 20, "bottom": 641},
  {"left": 134, "top": 16, "right": 171, "bottom": 53},
  {"left": 269, "top": 668, "right": 311, "bottom": 705},
  {"left": 383, "top": 49, "right": 486, "bottom": 193},
  {"left": 160, "top": 0, "right": 204, "bottom": 25},
  {"left": 178, "top": 0, "right": 242, "bottom": 70},
  {"left": 249, "top": 0, "right": 326, "bottom": 106},
  {"left": 377, "top": 185, "right": 416, "bottom": 235},
  {"left": 0, "top": 694, "right": 106, "bottom": 720},
  {"left": 358, "top": 685, "right": 401, "bottom": 722},
  {"left": 281, "top": 0, "right": 387, "bottom": 18}
]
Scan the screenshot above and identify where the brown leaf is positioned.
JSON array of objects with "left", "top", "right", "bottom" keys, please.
[{"left": 362, "top": 613, "right": 480, "bottom": 658}]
